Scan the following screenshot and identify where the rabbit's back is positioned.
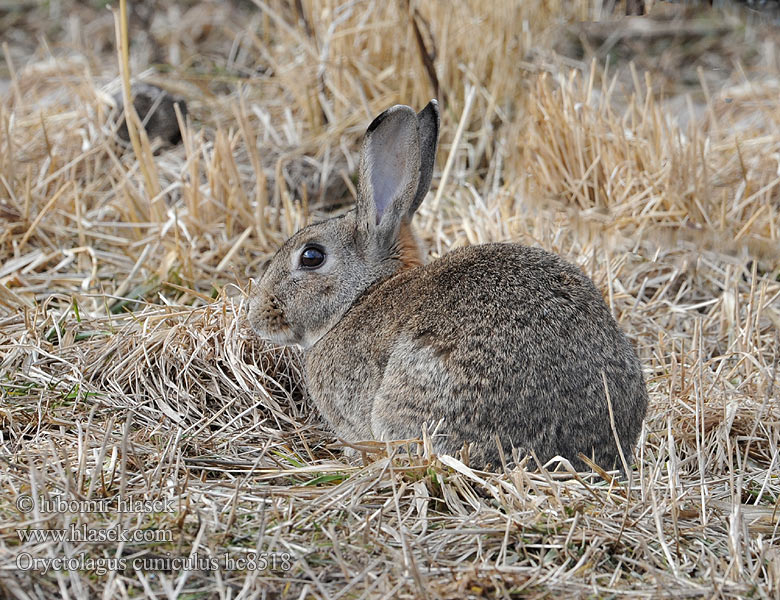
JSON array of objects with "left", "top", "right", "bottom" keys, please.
[{"left": 305, "top": 242, "right": 647, "bottom": 470}]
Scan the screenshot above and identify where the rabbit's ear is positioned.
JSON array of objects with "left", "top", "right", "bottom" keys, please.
[
  {"left": 408, "top": 99, "right": 440, "bottom": 218},
  {"left": 357, "top": 104, "right": 421, "bottom": 247}
]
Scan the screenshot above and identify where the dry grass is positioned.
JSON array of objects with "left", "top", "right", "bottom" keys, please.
[{"left": 1, "top": 0, "right": 779, "bottom": 598}]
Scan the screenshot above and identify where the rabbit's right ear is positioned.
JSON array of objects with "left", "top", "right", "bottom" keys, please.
[
  {"left": 408, "top": 99, "right": 440, "bottom": 218},
  {"left": 356, "top": 105, "right": 421, "bottom": 250}
]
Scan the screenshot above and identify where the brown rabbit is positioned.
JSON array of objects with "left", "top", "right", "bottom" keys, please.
[{"left": 249, "top": 100, "right": 648, "bottom": 471}]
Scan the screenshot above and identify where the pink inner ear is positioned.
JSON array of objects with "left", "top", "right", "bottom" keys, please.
[{"left": 369, "top": 136, "right": 409, "bottom": 224}]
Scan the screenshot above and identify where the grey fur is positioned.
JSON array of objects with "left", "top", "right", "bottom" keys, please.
[{"left": 249, "top": 100, "right": 648, "bottom": 471}]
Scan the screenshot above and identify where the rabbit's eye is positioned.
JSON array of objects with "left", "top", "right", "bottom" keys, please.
[{"left": 300, "top": 246, "right": 325, "bottom": 269}]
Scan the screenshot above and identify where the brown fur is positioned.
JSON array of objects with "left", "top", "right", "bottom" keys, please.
[
  {"left": 304, "top": 243, "right": 647, "bottom": 470},
  {"left": 397, "top": 221, "right": 424, "bottom": 272}
]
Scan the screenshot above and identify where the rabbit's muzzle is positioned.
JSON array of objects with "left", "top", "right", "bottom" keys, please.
[{"left": 248, "top": 292, "right": 295, "bottom": 344}]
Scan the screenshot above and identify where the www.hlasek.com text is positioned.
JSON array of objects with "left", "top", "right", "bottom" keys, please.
[{"left": 17, "top": 523, "right": 172, "bottom": 544}]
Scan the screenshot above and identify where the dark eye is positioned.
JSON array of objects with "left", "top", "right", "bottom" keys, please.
[{"left": 299, "top": 246, "right": 325, "bottom": 269}]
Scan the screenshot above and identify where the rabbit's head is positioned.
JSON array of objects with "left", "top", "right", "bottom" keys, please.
[{"left": 249, "top": 101, "right": 440, "bottom": 348}]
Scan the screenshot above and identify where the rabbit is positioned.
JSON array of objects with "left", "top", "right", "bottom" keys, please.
[{"left": 249, "top": 99, "right": 648, "bottom": 471}]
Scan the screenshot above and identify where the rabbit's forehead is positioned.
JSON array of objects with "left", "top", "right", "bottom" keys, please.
[{"left": 284, "top": 216, "right": 352, "bottom": 254}]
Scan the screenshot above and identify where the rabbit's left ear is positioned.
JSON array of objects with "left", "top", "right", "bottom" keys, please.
[{"left": 356, "top": 104, "right": 421, "bottom": 248}]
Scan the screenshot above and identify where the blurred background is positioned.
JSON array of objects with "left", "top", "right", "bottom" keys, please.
[{"left": 1, "top": 1, "right": 779, "bottom": 295}]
